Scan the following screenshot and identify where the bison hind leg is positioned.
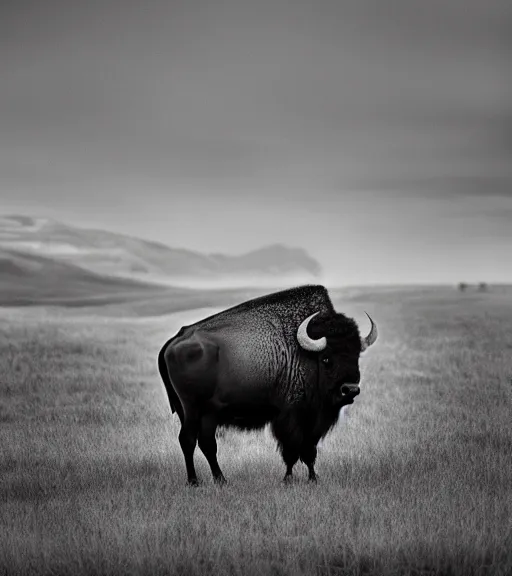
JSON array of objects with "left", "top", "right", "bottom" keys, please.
[
  {"left": 198, "top": 413, "right": 226, "bottom": 485},
  {"left": 178, "top": 408, "right": 201, "bottom": 486}
]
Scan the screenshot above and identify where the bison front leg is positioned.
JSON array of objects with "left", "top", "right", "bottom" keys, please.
[
  {"left": 272, "top": 411, "right": 302, "bottom": 483},
  {"left": 300, "top": 443, "right": 318, "bottom": 482},
  {"left": 281, "top": 445, "right": 300, "bottom": 483},
  {"left": 178, "top": 408, "right": 200, "bottom": 486},
  {"left": 198, "top": 413, "right": 226, "bottom": 485}
]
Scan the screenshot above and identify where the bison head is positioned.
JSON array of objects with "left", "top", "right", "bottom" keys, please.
[{"left": 296, "top": 311, "right": 377, "bottom": 405}]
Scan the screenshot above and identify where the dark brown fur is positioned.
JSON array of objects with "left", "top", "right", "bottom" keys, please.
[{"left": 158, "top": 285, "right": 369, "bottom": 485}]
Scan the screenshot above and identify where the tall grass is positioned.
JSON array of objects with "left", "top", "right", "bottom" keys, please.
[{"left": 1, "top": 290, "right": 511, "bottom": 575}]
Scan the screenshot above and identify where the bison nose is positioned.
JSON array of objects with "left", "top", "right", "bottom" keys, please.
[{"left": 341, "top": 385, "right": 360, "bottom": 397}]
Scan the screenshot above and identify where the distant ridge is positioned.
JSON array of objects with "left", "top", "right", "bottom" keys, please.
[
  {"left": 0, "top": 215, "right": 322, "bottom": 287},
  {"left": 0, "top": 246, "right": 167, "bottom": 305}
]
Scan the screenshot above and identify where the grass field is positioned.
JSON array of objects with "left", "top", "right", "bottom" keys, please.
[{"left": 1, "top": 287, "right": 511, "bottom": 575}]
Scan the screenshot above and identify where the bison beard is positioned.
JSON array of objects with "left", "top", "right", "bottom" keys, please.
[{"left": 157, "top": 285, "right": 377, "bottom": 485}]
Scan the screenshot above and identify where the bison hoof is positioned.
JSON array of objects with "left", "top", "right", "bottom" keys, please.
[
  {"left": 282, "top": 474, "right": 294, "bottom": 484},
  {"left": 214, "top": 475, "right": 227, "bottom": 485},
  {"left": 308, "top": 475, "right": 318, "bottom": 483},
  {"left": 187, "top": 478, "right": 200, "bottom": 487}
]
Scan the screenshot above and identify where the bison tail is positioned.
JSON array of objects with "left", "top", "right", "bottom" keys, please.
[{"left": 157, "top": 339, "right": 184, "bottom": 424}]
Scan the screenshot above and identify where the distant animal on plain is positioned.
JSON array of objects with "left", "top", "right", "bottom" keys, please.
[{"left": 158, "top": 285, "right": 378, "bottom": 485}]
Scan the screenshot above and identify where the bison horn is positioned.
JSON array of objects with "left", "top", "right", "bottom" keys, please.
[
  {"left": 360, "top": 312, "right": 378, "bottom": 352},
  {"left": 297, "top": 312, "right": 327, "bottom": 352}
]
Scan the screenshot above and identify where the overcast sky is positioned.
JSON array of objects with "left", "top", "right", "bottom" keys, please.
[{"left": 1, "top": 0, "right": 511, "bottom": 285}]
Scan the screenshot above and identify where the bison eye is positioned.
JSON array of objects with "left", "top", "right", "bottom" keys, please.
[{"left": 321, "top": 356, "right": 332, "bottom": 367}]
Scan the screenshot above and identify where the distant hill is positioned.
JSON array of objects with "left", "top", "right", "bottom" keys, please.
[
  {"left": 0, "top": 215, "right": 322, "bottom": 286},
  {"left": 0, "top": 246, "right": 275, "bottom": 312},
  {"left": 0, "top": 247, "right": 168, "bottom": 306}
]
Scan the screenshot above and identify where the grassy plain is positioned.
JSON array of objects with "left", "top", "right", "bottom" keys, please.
[{"left": 1, "top": 287, "right": 511, "bottom": 575}]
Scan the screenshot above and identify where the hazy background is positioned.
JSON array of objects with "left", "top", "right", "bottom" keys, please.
[{"left": 1, "top": 0, "right": 511, "bottom": 286}]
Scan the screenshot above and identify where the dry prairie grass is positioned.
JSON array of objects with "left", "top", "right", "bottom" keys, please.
[{"left": 1, "top": 288, "right": 511, "bottom": 575}]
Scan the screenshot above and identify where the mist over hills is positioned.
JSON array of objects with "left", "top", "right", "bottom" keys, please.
[
  {"left": 0, "top": 246, "right": 164, "bottom": 305},
  {"left": 0, "top": 215, "right": 322, "bottom": 306}
]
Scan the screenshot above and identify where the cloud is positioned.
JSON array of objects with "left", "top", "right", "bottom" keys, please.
[{"left": 1, "top": 0, "right": 511, "bottom": 282}]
